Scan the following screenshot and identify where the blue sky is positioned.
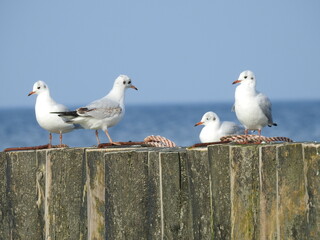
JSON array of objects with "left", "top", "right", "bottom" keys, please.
[{"left": 1, "top": 0, "right": 319, "bottom": 108}]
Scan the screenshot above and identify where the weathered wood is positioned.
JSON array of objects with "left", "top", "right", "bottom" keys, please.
[
  {"left": 35, "top": 149, "right": 47, "bottom": 240},
  {"left": 159, "top": 151, "right": 182, "bottom": 238},
  {"left": 259, "top": 145, "right": 278, "bottom": 240},
  {"left": 230, "top": 145, "right": 260, "bottom": 240},
  {"left": 146, "top": 151, "right": 162, "bottom": 239},
  {"left": 45, "top": 148, "right": 87, "bottom": 240},
  {"left": 178, "top": 151, "right": 195, "bottom": 239},
  {"left": 208, "top": 144, "right": 231, "bottom": 240},
  {"left": 186, "top": 149, "right": 213, "bottom": 239},
  {"left": 303, "top": 144, "right": 320, "bottom": 239},
  {"left": 0, "top": 143, "right": 319, "bottom": 239},
  {"left": 0, "top": 152, "right": 10, "bottom": 240},
  {"left": 86, "top": 149, "right": 106, "bottom": 240},
  {"left": 277, "top": 143, "right": 308, "bottom": 240},
  {"left": 5, "top": 151, "right": 43, "bottom": 240},
  {"left": 3, "top": 144, "right": 68, "bottom": 152},
  {"left": 147, "top": 151, "right": 183, "bottom": 239},
  {"left": 104, "top": 151, "right": 149, "bottom": 239}
]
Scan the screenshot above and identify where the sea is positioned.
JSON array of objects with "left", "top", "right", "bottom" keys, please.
[{"left": 1, "top": 100, "right": 319, "bottom": 151}]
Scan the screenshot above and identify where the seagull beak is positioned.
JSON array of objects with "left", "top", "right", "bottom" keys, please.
[
  {"left": 232, "top": 80, "right": 242, "bottom": 84},
  {"left": 194, "top": 121, "right": 203, "bottom": 127},
  {"left": 130, "top": 85, "right": 138, "bottom": 90},
  {"left": 28, "top": 91, "right": 35, "bottom": 96}
]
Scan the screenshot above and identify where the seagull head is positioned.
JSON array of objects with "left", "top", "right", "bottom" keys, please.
[
  {"left": 232, "top": 70, "right": 256, "bottom": 87},
  {"left": 195, "top": 111, "right": 220, "bottom": 127},
  {"left": 114, "top": 75, "right": 138, "bottom": 91},
  {"left": 28, "top": 80, "right": 49, "bottom": 96}
]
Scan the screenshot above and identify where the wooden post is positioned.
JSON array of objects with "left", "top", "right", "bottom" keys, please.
[{"left": 0, "top": 143, "right": 319, "bottom": 239}]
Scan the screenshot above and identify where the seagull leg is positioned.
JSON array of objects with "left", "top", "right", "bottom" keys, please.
[
  {"left": 245, "top": 129, "right": 248, "bottom": 135},
  {"left": 59, "top": 131, "right": 63, "bottom": 146},
  {"left": 95, "top": 130, "right": 101, "bottom": 145},
  {"left": 257, "top": 129, "right": 262, "bottom": 143},
  {"left": 105, "top": 130, "right": 113, "bottom": 143},
  {"left": 48, "top": 133, "right": 52, "bottom": 148},
  {"left": 58, "top": 131, "right": 68, "bottom": 148},
  {"left": 104, "top": 130, "right": 121, "bottom": 145}
]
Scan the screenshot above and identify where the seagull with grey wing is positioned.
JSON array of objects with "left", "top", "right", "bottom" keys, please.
[
  {"left": 53, "top": 75, "right": 138, "bottom": 145},
  {"left": 232, "top": 70, "right": 277, "bottom": 136}
]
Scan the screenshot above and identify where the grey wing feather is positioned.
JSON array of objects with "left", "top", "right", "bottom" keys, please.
[
  {"left": 257, "top": 93, "right": 274, "bottom": 124},
  {"left": 77, "top": 98, "right": 122, "bottom": 119},
  {"left": 220, "top": 121, "right": 244, "bottom": 135}
]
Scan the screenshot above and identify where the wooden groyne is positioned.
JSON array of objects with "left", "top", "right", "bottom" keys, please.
[{"left": 0, "top": 143, "right": 319, "bottom": 239}]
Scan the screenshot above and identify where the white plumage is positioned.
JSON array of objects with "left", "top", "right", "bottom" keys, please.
[
  {"left": 232, "top": 70, "right": 277, "bottom": 135},
  {"left": 195, "top": 111, "right": 244, "bottom": 143},
  {"left": 28, "top": 80, "right": 75, "bottom": 146}
]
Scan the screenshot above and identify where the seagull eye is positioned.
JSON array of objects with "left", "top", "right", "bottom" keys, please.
[
  {"left": 123, "top": 81, "right": 126, "bottom": 84},
  {"left": 244, "top": 76, "right": 247, "bottom": 79},
  {"left": 213, "top": 117, "right": 216, "bottom": 121},
  {"left": 37, "top": 86, "right": 41, "bottom": 89},
  {"left": 251, "top": 77, "right": 254, "bottom": 80},
  {"left": 128, "top": 81, "right": 131, "bottom": 84}
]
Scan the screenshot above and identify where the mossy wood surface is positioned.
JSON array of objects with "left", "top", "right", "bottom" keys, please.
[{"left": 0, "top": 143, "right": 319, "bottom": 239}]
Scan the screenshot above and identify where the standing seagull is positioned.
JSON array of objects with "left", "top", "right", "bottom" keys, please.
[
  {"left": 53, "top": 75, "right": 137, "bottom": 145},
  {"left": 28, "top": 81, "right": 76, "bottom": 147},
  {"left": 195, "top": 111, "right": 244, "bottom": 143},
  {"left": 232, "top": 70, "right": 277, "bottom": 136}
]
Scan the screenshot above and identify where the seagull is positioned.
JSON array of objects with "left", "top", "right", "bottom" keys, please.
[
  {"left": 28, "top": 81, "right": 76, "bottom": 147},
  {"left": 232, "top": 70, "right": 277, "bottom": 136},
  {"left": 53, "top": 75, "right": 138, "bottom": 145},
  {"left": 195, "top": 111, "right": 244, "bottom": 143}
]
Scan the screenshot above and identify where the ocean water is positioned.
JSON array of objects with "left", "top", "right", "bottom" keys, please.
[{"left": 1, "top": 100, "right": 320, "bottom": 151}]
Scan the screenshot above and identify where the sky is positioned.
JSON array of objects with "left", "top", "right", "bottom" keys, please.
[{"left": 0, "top": 0, "right": 320, "bottom": 108}]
